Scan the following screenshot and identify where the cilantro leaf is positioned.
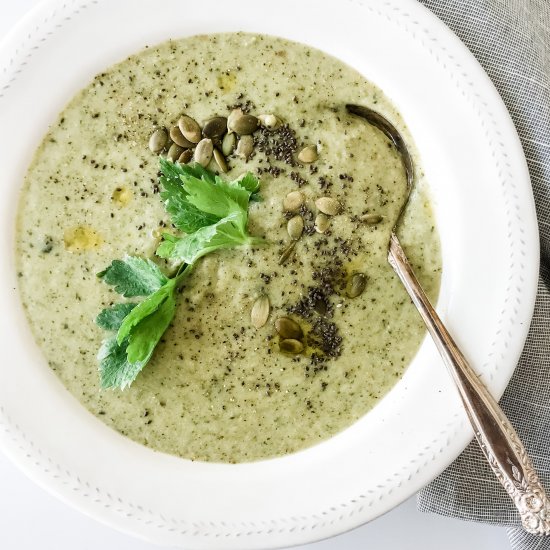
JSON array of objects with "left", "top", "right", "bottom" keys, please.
[
  {"left": 126, "top": 293, "right": 176, "bottom": 364},
  {"left": 156, "top": 212, "right": 263, "bottom": 264},
  {"left": 234, "top": 172, "right": 260, "bottom": 194},
  {"left": 95, "top": 303, "right": 137, "bottom": 331},
  {"left": 97, "top": 268, "right": 189, "bottom": 390},
  {"left": 158, "top": 159, "right": 260, "bottom": 230},
  {"left": 160, "top": 158, "right": 215, "bottom": 185},
  {"left": 162, "top": 186, "right": 219, "bottom": 233},
  {"left": 98, "top": 336, "right": 148, "bottom": 390},
  {"left": 116, "top": 279, "right": 176, "bottom": 344},
  {"left": 155, "top": 233, "right": 180, "bottom": 259},
  {"left": 182, "top": 174, "right": 246, "bottom": 219},
  {"left": 96, "top": 161, "right": 263, "bottom": 390},
  {"left": 159, "top": 160, "right": 219, "bottom": 232},
  {"left": 156, "top": 161, "right": 263, "bottom": 263},
  {"left": 98, "top": 256, "right": 168, "bottom": 297}
]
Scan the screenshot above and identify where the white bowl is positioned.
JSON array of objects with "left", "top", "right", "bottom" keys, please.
[{"left": 0, "top": 0, "right": 538, "bottom": 548}]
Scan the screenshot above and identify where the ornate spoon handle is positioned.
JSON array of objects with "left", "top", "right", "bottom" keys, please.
[{"left": 388, "top": 232, "right": 550, "bottom": 535}]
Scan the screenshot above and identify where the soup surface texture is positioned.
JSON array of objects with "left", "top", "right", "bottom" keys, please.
[{"left": 16, "top": 33, "right": 441, "bottom": 463}]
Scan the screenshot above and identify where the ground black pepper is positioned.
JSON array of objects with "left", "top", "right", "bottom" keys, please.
[
  {"left": 290, "top": 171, "right": 308, "bottom": 187},
  {"left": 287, "top": 262, "right": 345, "bottom": 372},
  {"left": 257, "top": 165, "right": 284, "bottom": 178},
  {"left": 227, "top": 94, "right": 255, "bottom": 114},
  {"left": 318, "top": 176, "right": 332, "bottom": 190},
  {"left": 254, "top": 124, "right": 298, "bottom": 166}
]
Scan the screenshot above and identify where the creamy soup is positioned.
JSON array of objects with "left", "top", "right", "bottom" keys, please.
[{"left": 16, "top": 33, "right": 441, "bottom": 463}]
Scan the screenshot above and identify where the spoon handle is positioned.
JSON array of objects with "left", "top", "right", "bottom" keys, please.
[{"left": 388, "top": 232, "right": 550, "bottom": 535}]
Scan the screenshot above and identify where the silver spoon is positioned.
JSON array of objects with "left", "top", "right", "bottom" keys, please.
[{"left": 347, "top": 103, "right": 550, "bottom": 535}]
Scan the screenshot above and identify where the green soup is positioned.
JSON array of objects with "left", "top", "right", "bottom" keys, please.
[{"left": 16, "top": 33, "right": 441, "bottom": 463}]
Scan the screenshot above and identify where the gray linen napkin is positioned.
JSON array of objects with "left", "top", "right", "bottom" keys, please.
[{"left": 415, "top": 1, "right": 550, "bottom": 549}]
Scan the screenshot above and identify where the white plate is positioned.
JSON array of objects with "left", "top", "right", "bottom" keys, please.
[{"left": 0, "top": 0, "right": 539, "bottom": 548}]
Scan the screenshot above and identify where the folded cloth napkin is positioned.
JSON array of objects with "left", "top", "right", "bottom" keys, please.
[{"left": 416, "top": 1, "right": 550, "bottom": 549}]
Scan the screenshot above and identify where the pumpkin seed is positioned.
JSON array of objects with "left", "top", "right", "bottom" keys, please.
[
  {"left": 251, "top": 295, "right": 270, "bottom": 329},
  {"left": 279, "top": 339, "right": 304, "bottom": 354},
  {"left": 275, "top": 317, "right": 303, "bottom": 340},
  {"left": 347, "top": 272, "right": 367, "bottom": 298},
  {"left": 148, "top": 128, "right": 168, "bottom": 153},
  {"left": 360, "top": 214, "right": 384, "bottom": 225},
  {"left": 283, "top": 191, "right": 304, "bottom": 212},
  {"left": 278, "top": 240, "right": 297, "bottom": 265},
  {"left": 287, "top": 215, "right": 304, "bottom": 240},
  {"left": 222, "top": 132, "right": 237, "bottom": 156},
  {"left": 170, "top": 125, "right": 195, "bottom": 148},
  {"left": 236, "top": 135, "right": 254, "bottom": 160},
  {"left": 315, "top": 196, "right": 342, "bottom": 216},
  {"left": 177, "top": 149, "right": 193, "bottom": 164},
  {"left": 194, "top": 138, "right": 213, "bottom": 167},
  {"left": 213, "top": 148, "right": 229, "bottom": 173},
  {"left": 232, "top": 115, "right": 258, "bottom": 136},
  {"left": 166, "top": 143, "right": 184, "bottom": 161},
  {"left": 227, "top": 108, "right": 244, "bottom": 134},
  {"left": 298, "top": 145, "right": 318, "bottom": 163},
  {"left": 203, "top": 116, "right": 228, "bottom": 139},
  {"left": 178, "top": 115, "right": 202, "bottom": 144},
  {"left": 258, "top": 114, "right": 281, "bottom": 130},
  {"left": 314, "top": 213, "right": 330, "bottom": 234}
]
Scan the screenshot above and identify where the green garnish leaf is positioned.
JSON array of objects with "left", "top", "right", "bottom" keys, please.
[
  {"left": 98, "top": 256, "right": 168, "bottom": 297},
  {"left": 96, "top": 160, "right": 263, "bottom": 390},
  {"left": 126, "top": 293, "right": 176, "bottom": 364},
  {"left": 160, "top": 158, "right": 215, "bottom": 185},
  {"left": 155, "top": 233, "right": 180, "bottom": 259},
  {"left": 181, "top": 172, "right": 249, "bottom": 218},
  {"left": 156, "top": 212, "right": 261, "bottom": 264},
  {"left": 164, "top": 193, "right": 220, "bottom": 233},
  {"left": 95, "top": 303, "right": 137, "bottom": 331},
  {"left": 157, "top": 160, "right": 262, "bottom": 262},
  {"left": 158, "top": 159, "right": 260, "bottom": 230},
  {"left": 98, "top": 273, "right": 185, "bottom": 389},
  {"left": 116, "top": 279, "right": 176, "bottom": 345},
  {"left": 98, "top": 337, "right": 148, "bottom": 390},
  {"left": 159, "top": 159, "right": 219, "bottom": 233},
  {"left": 234, "top": 172, "right": 260, "bottom": 194}
]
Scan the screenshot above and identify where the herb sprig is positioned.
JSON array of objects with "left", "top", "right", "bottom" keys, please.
[{"left": 95, "top": 160, "right": 261, "bottom": 390}]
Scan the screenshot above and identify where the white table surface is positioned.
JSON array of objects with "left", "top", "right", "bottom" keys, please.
[{"left": 0, "top": 1, "right": 511, "bottom": 548}]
